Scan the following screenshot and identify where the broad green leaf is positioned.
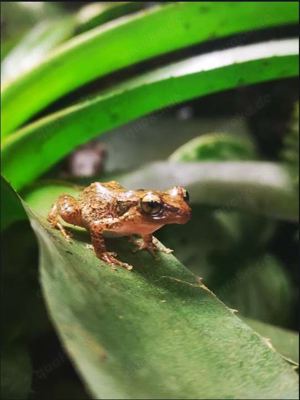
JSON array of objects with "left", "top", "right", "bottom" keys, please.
[
  {"left": 24, "top": 180, "right": 293, "bottom": 327},
  {"left": 169, "top": 132, "right": 257, "bottom": 162},
  {"left": 1, "top": 176, "right": 27, "bottom": 231},
  {"left": 1, "top": 2, "right": 298, "bottom": 135},
  {"left": 2, "top": 39, "right": 299, "bottom": 190},
  {"left": 21, "top": 190, "right": 299, "bottom": 399},
  {"left": 243, "top": 317, "right": 299, "bottom": 365}
]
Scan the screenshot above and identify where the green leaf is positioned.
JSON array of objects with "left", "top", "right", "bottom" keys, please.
[
  {"left": 1, "top": 175, "right": 27, "bottom": 231},
  {"left": 21, "top": 188, "right": 299, "bottom": 399},
  {"left": 1, "top": 2, "right": 64, "bottom": 60},
  {"left": 2, "top": 2, "right": 147, "bottom": 86},
  {"left": 2, "top": 39, "right": 298, "bottom": 190},
  {"left": 75, "top": 2, "right": 148, "bottom": 34},
  {"left": 242, "top": 317, "right": 299, "bottom": 365},
  {"left": 169, "top": 132, "right": 257, "bottom": 162},
  {"left": 1, "top": 18, "right": 76, "bottom": 85},
  {"left": 1, "top": 2, "right": 298, "bottom": 135}
]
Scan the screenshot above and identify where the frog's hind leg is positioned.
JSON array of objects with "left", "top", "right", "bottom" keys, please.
[
  {"left": 91, "top": 234, "right": 133, "bottom": 271},
  {"left": 47, "top": 194, "right": 82, "bottom": 241}
]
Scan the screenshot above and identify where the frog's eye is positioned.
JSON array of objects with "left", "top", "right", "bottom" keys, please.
[
  {"left": 141, "top": 193, "right": 162, "bottom": 215},
  {"left": 182, "top": 189, "right": 190, "bottom": 203}
]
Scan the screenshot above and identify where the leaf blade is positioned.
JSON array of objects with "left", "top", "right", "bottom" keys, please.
[
  {"left": 1, "top": 18, "right": 76, "bottom": 85},
  {"left": 242, "top": 317, "right": 299, "bottom": 365},
  {"left": 22, "top": 192, "right": 299, "bottom": 399},
  {"left": 2, "top": 39, "right": 298, "bottom": 190},
  {"left": 2, "top": 2, "right": 298, "bottom": 135}
]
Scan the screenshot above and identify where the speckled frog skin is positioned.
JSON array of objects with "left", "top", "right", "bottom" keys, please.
[{"left": 48, "top": 181, "right": 191, "bottom": 270}]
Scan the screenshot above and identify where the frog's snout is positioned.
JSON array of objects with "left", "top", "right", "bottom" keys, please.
[{"left": 176, "top": 207, "right": 192, "bottom": 224}]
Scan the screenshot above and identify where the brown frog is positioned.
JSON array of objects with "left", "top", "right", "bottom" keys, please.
[{"left": 48, "top": 181, "right": 191, "bottom": 270}]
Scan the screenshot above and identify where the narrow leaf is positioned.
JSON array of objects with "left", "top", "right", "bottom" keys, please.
[
  {"left": 75, "top": 2, "right": 148, "bottom": 34},
  {"left": 2, "top": 2, "right": 298, "bottom": 135},
  {"left": 2, "top": 39, "right": 298, "bottom": 190},
  {"left": 1, "top": 18, "right": 75, "bottom": 85}
]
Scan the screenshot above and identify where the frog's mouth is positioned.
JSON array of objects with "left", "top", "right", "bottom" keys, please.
[
  {"left": 156, "top": 204, "right": 191, "bottom": 224},
  {"left": 175, "top": 209, "right": 191, "bottom": 224}
]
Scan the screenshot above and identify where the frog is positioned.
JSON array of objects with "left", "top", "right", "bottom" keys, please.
[{"left": 47, "top": 181, "right": 191, "bottom": 270}]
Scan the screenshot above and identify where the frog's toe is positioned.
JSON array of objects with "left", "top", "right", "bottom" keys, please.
[
  {"left": 132, "top": 238, "right": 155, "bottom": 254},
  {"left": 63, "top": 232, "right": 73, "bottom": 242},
  {"left": 121, "top": 262, "right": 133, "bottom": 271},
  {"left": 152, "top": 237, "right": 173, "bottom": 254},
  {"left": 100, "top": 252, "right": 133, "bottom": 271},
  {"left": 160, "top": 246, "right": 174, "bottom": 254}
]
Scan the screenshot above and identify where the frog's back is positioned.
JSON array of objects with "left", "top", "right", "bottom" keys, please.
[
  {"left": 81, "top": 181, "right": 125, "bottom": 199},
  {"left": 79, "top": 181, "right": 125, "bottom": 223}
]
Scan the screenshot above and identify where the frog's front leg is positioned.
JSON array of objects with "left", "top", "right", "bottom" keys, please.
[
  {"left": 133, "top": 234, "right": 157, "bottom": 256},
  {"left": 89, "top": 222, "right": 133, "bottom": 271},
  {"left": 48, "top": 194, "right": 82, "bottom": 240}
]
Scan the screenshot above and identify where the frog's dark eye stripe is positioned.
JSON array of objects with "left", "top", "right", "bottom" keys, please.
[
  {"left": 116, "top": 201, "right": 131, "bottom": 216},
  {"left": 182, "top": 189, "right": 190, "bottom": 203},
  {"left": 141, "top": 193, "right": 162, "bottom": 215}
]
